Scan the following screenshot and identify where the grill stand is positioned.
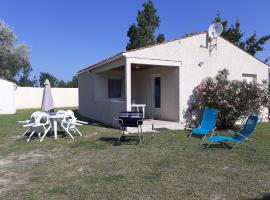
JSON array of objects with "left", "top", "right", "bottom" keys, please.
[{"left": 114, "top": 114, "right": 144, "bottom": 146}]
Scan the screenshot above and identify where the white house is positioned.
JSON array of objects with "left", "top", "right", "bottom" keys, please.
[
  {"left": 77, "top": 32, "right": 268, "bottom": 129},
  {"left": 0, "top": 78, "right": 16, "bottom": 114}
]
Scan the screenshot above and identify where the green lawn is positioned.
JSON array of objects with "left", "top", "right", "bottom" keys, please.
[{"left": 0, "top": 109, "right": 269, "bottom": 200}]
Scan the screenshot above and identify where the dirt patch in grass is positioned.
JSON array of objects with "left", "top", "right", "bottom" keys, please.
[{"left": 0, "top": 150, "right": 53, "bottom": 194}]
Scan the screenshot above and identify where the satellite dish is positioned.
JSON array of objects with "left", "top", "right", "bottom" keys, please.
[{"left": 208, "top": 22, "right": 223, "bottom": 39}]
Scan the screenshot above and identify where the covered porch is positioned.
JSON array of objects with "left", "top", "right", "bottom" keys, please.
[{"left": 92, "top": 56, "right": 182, "bottom": 130}]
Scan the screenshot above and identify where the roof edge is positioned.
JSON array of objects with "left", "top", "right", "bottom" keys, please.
[
  {"left": 77, "top": 31, "right": 268, "bottom": 74},
  {"left": 220, "top": 36, "right": 269, "bottom": 68},
  {"left": 123, "top": 31, "right": 206, "bottom": 54},
  {"left": 78, "top": 52, "right": 124, "bottom": 75},
  {"left": 77, "top": 32, "right": 206, "bottom": 74}
]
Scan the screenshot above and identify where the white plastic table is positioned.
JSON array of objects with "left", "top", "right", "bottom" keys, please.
[
  {"left": 131, "top": 104, "right": 146, "bottom": 118},
  {"left": 48, "top": 113, "right": 65, "bottom": 139}
]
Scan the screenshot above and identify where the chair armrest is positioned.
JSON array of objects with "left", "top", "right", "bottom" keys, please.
[
  {"left": 18, "top": 120, "right": 30, "bottom": 124},
  {"left": 23, "top": 123, "right": 34, "bottom": 127},
  {"left": 76, "top": 120, "right": 88, "bottom": 124},
  {"left": 74, "top": 122, "right": 83, "bottom": 126},
  {"left": 32, "top": 124, "right": 43, "bottom": 128}
]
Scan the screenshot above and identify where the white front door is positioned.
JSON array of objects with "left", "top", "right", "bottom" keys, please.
[{"left": 151, "top": 74, "right": 161, "bottom": 119}]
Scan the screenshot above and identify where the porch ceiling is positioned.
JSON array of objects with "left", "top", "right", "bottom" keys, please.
[{"left": 111, "top": 63, "right": 177, "bottom": 72}]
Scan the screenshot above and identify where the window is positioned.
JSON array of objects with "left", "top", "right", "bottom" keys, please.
[
  {"left": 108, "top": 78, "right": 122, "bottom": 98},
  {"left": 242, "top": 74, "right": 257, "bottom": 83},
  {"left": 154, "top": 77, "right": 161, "bottom": 108}
]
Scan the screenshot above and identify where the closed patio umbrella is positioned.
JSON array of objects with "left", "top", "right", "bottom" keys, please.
[{"left": 41, "top": 79, "right": 54, "bottom": 112}]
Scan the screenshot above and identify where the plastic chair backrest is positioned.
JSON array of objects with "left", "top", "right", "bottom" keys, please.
[
  {"left": 66, "top": 110, "right": 75, "bottom": 117},
  {"left": 233, "top": 115, "right": 258, "bottom": 141},
  {"left": 35, "top": 112, "right": 50, "bottom": 125},
  {"left": 30, "top": 111, "right": 40, "bottom": 121},
  {"left": 200, "top": 108, "right": 218, "bottom": 130},
  {"left": 63, "top": 111, "right": 76, "bottom": 123}
]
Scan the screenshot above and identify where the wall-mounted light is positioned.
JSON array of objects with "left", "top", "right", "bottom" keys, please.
[{"left": 198, "top": 62, "right": 204, "bottom": 67}]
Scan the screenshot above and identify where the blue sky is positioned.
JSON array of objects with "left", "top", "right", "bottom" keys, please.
[{"left": 1, "top": 0, "right": 269, "bottom": 81}]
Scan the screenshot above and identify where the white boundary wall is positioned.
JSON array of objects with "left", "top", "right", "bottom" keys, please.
[
  {"left": 0, "top": 79, "right": 16, "bottom": 114},
  {"left": 16, "top": 87, "right": 78, "bottom": 109}
]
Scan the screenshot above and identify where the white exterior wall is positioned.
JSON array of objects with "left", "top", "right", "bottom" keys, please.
[
  {"left": 179, "top": 34, "right": 268, "bottom": 122},
  {"left": 0, "top": 79, "right": 16, "bottom": 114},
  {"left": 78, "top": 71, "right": 125, "bottom": 127},
  {"left": 16, "top": 87, "right": 78, "bottom": 109},
  {"left": 125, "top": 33, "right": 269, "bottom": 123}
]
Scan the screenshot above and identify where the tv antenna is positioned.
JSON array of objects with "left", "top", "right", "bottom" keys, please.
[{"left": 207, "top": 22, "right": 223, "bottom": 53}]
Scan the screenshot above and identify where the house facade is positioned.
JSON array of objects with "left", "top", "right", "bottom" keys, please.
[{"left": 77, "top": 32, "right": 268, "bottom": 128}]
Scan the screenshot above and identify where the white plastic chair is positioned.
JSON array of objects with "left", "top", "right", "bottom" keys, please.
[
  {"left": 25, "top": 112, "right": 52, "bottom": 142},
  {"left": 18, "top": 111, "right": 41, "bottom": 137},
  {"left": 56, "top": 110, "right": 66, "bottom": 115},
  {"left": 60, "top": 110, "right": 87, "bottom": 138},
  {"left": 18, "top": 111, "right": 40, "bottom": 125},
  {"left": 66, "top": 110, "right": 88, "bottom": 125}
]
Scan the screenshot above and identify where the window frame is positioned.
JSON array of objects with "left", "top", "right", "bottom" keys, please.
[
  {"left": 242, "top": 73, "right": 257, "bottom": 83},
  {"left": 108, "top": 77, "right": 123, "bottom": 99}
]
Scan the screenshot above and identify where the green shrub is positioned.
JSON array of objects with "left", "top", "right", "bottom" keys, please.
[{"left": 184, "top": 69, "right": 269, "bottom": 129}]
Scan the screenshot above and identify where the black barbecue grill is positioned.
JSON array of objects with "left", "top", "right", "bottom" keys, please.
[{"left": 114, "top": 111, "right": 144, "bottom": 145}]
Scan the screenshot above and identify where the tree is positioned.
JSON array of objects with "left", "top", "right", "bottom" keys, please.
[
  {"left": 264, "top": 56, "right": 270, "bottom": 64},
  {"left": 57, "top": 80, "right": 67, "bottom": 88},
  {"left": 39, "top": 72, "right": 78, "bottom": 88},
  {"left": 245, "top": 33, "right": 270, "bottom": 56},
  {"left": 0, "top": 20, "right": 35, "bottom": 86},
  {"left": 214, "top": 11, "right": 270, "bottom": 56},
  {"left": 39, "top": 72, "right": 58, "bottom": 87},
  {"left": 19, "top": 75, "right": 38, "bottom": 87},
  {"left": 156, "top": 33, "right": 165, "bottom": 44},
  {"left": 126, "top": 0, "right": 165, "bottom": 50},
  {"left": 65, "top": 75, "right": 78, "bottom": 88}
]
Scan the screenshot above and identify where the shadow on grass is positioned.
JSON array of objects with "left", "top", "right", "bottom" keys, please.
[
  {"left": 153, "top": 128, "right": 171, "bottom": 132},
  {"left": 251, "top": 194, "right": 270, "bottom": 200},
  {"left": 17, "top": 130, "right": 69, "bottom": 141},
  {"left": 201, "top": 143, "right": 232, "bottom": 149},
  {"left": 99, "top": 136, "right": 139, "bottom": 146}
]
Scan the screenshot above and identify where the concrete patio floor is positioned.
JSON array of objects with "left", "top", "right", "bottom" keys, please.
[{"left": 127, "top": 119, "right": 184, "bottom": 133}]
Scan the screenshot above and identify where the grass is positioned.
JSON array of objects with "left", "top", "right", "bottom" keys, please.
[{"left": 0, "top": 108, "right": 270, "bottom": 200}]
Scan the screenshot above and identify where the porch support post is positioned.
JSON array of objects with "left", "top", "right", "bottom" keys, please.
[{"left": 125, "top": 59, "right": 131, "bottom": 111}]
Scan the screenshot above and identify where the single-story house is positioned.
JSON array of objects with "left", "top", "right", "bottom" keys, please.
[
  {"left": 0, "top": 78, "right": 16, "bottom": 114},
  {"left": 77, "top": 32, "right": 269, "bottom": 129}
]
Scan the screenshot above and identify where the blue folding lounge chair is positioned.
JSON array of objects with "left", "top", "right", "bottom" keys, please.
[
  {"left": 202, "top": 115, "right": 258, "bottom": 150},
  {"left": 190, "top": 108, "right": 218, "bottom": 140}
]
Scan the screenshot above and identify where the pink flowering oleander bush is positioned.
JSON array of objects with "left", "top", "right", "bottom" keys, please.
[{"left": 184, "top": 69, "right": 269, "bottom": 129}]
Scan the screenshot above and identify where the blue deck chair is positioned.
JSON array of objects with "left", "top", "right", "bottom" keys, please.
[
  {"left": 190, "top": 108, "right": 218, "bottom": 140},
  {"left": 202, "top": 115, "right": 258, "bottom": 150}
]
